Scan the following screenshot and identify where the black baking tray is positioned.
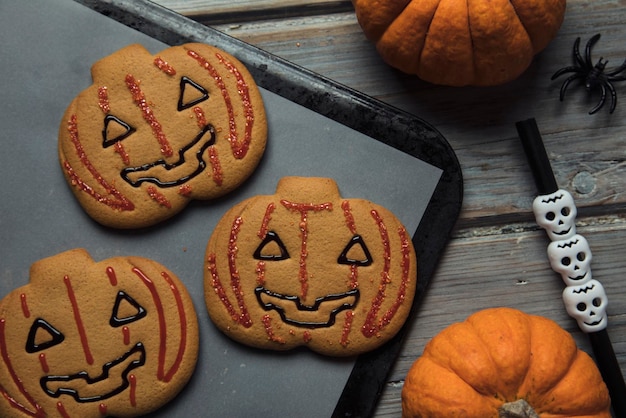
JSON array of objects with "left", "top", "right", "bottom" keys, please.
[{"left": 1, "top": 0, "right": 462, "bottom": 416}]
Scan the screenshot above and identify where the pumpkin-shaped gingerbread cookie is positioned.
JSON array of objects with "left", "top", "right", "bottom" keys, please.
[
  {"left": 0, "top": 249, "right": 199, "bottom": 417},
  {"left": 59, "top": 43, "right": 267, "bottom": 228},
  {"left": 204, "top": 177, "right": 417, "bottom": 356}
]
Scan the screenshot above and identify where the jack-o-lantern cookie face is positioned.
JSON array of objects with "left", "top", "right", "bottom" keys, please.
[
  {"left": 59, "top": 43, "right": 267, "bottom": 228},
  {"left": 204, "top": 177, "right": 417, "bottom": 356},
  {"left": 0, "top": 249, "right": 199, "bottom": 417}
]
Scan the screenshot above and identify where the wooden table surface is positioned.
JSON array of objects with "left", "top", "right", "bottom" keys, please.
[{"left": 153, "top": 1, "right": 626, "bottom": 416}]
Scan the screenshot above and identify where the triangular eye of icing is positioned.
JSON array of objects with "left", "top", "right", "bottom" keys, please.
[
  {"left": 254, "top": 231, "right": 290, "bottom": 261},
  {"left": 26, "top": 318, "right": 65, "bottom": 353},
  {"left": 338, "top": 235, "right": 373, "bottom": 266},
  {"left": 178, "top": 76, "right": 209, "bottom": 110},
  {"left": 102, "top": 115, "right": 136, "bottom": 148},
  {"left": 110, "top": 291, "right": 147, "bottom": 327}
]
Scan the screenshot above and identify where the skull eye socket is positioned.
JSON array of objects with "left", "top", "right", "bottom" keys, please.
[
  {"left": 577, "top": 252, "right": 586, "bottom": 262},
  {"left": 577, "top": 302, "right": 587, "bottom": 312},
  {"left": 110, "top": 291, "right": 147, "bottom": 327},
  {"left": 546, "top": 211, "right": 556, "bottom": 221},
  {"left": 338, "top": 235, "right": 373, "bottom": 266},
  {"left": 561, "top": 207, "right": 571, "bottom": 216},
  {"left": 561, "top": 257, "right": 572, "bottom": 266},
  {"left": 593, "top": 297, "right": 603, "bottom": 307},
  {"left": 26, "top": 318, "right": 65, "bottom": 353},
  {"left": 102, "top": 115, "right": 136, "bottom": 148},
  {"left": 254, "top": 231, "right": 290, "bottom": 261},
  {"left": 178, "top": 76, "right": 209, "bottom": 111}
]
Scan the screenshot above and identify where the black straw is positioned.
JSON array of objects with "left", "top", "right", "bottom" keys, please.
[
  {"left": 589, "top": 329, "right": 626, "bottom": 416},
  {"left": 515, "top": 119, "right": 558, "bottom": 194},
  {"left": 516, "top": 118, "right": 626, "bottom": 417}
]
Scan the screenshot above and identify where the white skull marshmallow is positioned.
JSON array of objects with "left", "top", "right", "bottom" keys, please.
[
  {"left": 533, "top": 189, "right": 577, "bottom": 241},
  {"left": 562, "top": 279, "right": 608, "bottom": 332},
  {"left": 548, "top": 234, "right": 592, "bottom": 286}
]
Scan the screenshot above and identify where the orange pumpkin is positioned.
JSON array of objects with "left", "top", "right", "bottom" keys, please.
[
  {"left": 402, "top": 307, "right": 611, "bottom": 417},
  {"left": 0, "top": 249, "right": 199, "bottom": 418},
  {"left": 352, "top": 0, "right": 567, "bottom": 86}
]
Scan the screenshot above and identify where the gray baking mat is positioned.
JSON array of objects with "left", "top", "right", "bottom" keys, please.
[{"left": 0, "top": 0, "right": 442, "bottom": 416}]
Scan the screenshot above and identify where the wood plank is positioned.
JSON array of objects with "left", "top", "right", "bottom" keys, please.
[{"left": 153, "top": 0, "right": 353, "bottom": 24}]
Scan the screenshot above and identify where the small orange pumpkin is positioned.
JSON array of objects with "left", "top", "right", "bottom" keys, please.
[
  {"left": 352, "top": 0, "right": 566, "bottom": 86},
  {"left": 401, "top": 307, "right": 611, "bottom": 417}
]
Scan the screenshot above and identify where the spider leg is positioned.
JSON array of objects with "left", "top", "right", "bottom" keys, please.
[
  {"left": 585, "top": 34, "right": 602, "bottom": 68},
  {"left": 559, "top": 73, "right": 584, "bottom": 101},
  {"left": 589, "top": 82, "right": 607, "bottom": 114},
  {"left": 551, "top": 66, "right": 584, "bottom": 80},
  {"left": 606, "top": 81, "right": 617, "bottom": 113},
  {"left": 572, "top": 37, "right": 586, "bottom": 68}
]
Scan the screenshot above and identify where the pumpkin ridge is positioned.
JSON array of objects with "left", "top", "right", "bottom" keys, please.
[
  {"left": 466, "top": 316, "right": 511, "bottom": 401},
  {"left": 465, "top": 0, "right": 477, "bottom": 86},
  {"left": 516, "top": 315, "right": 578, "bottom": 408},
  {"left": 384, "top": 0, "right": 415, "bottom": 43},
  {"left": 507, "top": 0, "right": 533, "bottom": 51},
  {"left": 416, "top": 0, "right": 442, "bottom": 75}
]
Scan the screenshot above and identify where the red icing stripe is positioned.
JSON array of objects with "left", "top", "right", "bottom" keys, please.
[
  {"left": 280, "top": 200, "right": 333, "bottom": 299},
  {"left": 193, "top": 106, "right": 207, "bottom": 128},
  {"left": 257, "top": 203, "right": 275, "bottom": 239},
  {"left": 341, "top": 201, "right": 357, "bottom": 234},
  {"left": 146, "top": 186, "right": 172, "bottom": 208},
  {"left": 261, "top": 314, "right": 285, "bottom": 344},
  {"left": 97, "top": 86, "right": 110, "bottom": 113},
  {"left": 207, "top": 216, "right": 252, "bottom": 327},
  {"left": 215, "top": 52, "right": 255, "bottom": 159},
  {"left": 38, "top": 353, "right": 49, "bottom": 373},
  {"left": 186, "top": 49, "right": 255, "bottom": 159},
  {"left": 106, "top": 266, "right": 117, "bottom": 286},
  {"left": 153, "top": 57, "right": 176, "bottom": 75},
  {"left": 340, "top": 310, "right": 355, "bottom": 347},
  {"left": 56, "top": 402, "right": 70, "bottom": 418},
  {"left": 64, "top": 275, "right": 94, "bottom": 365},
  {"left": 125, "top": 74, "right": 173, "bottom": 157},
  {"left": 20, "top": 294, "right": 30, "bottom": 318},
  {"left": 133, "top": 267, "right": 167, "bottom": 381},
  {"left": 361, "top": 212, "right": 412, "bottom": 338},
  {"left": 256, "top": 260, "right": 266, "bottom": 286},
  {"left": 208, "top": 147, "right": 223, "bottom": 186},
  {"left": 133, "top": 267, "right": 188, "bottom": 382},
  {"left": 129, "top": 374, "right": 137, "bottom": 407},
  {"left": 160, "top": 271, "right": 188, "bottom": 382}
]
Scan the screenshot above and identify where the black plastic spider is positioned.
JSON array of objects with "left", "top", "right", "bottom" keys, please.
[{"left": 551, "top": 34, "right": 626, "bottom": 114}]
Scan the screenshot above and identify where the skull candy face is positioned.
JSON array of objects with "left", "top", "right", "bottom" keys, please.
[
  {"left": 533, "top": 189, "right": 577, "bottom": 240},
  {"left": 562, "top": 279, "right": 608, "bottom": 333},
  {"left": 548, "top": 234, "right": 592, "bottom": 286}
]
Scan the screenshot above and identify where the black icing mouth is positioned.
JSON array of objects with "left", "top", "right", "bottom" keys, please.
[
  {"left": 40, "top": 342, "right": 145, "bottom": 402},
  {"left": 552, "top": 227, "right": 572, "bottom": 236},
  {"left": 255, "top": 287, "right": 359, "bottom": 328},
  {"left": 121, "top": 124, "right": 215, "bottom": 187}
]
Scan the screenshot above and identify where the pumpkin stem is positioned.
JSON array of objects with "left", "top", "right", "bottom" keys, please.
[{"left": 498, "top": 399, "right": 540, "bottom": 418}]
